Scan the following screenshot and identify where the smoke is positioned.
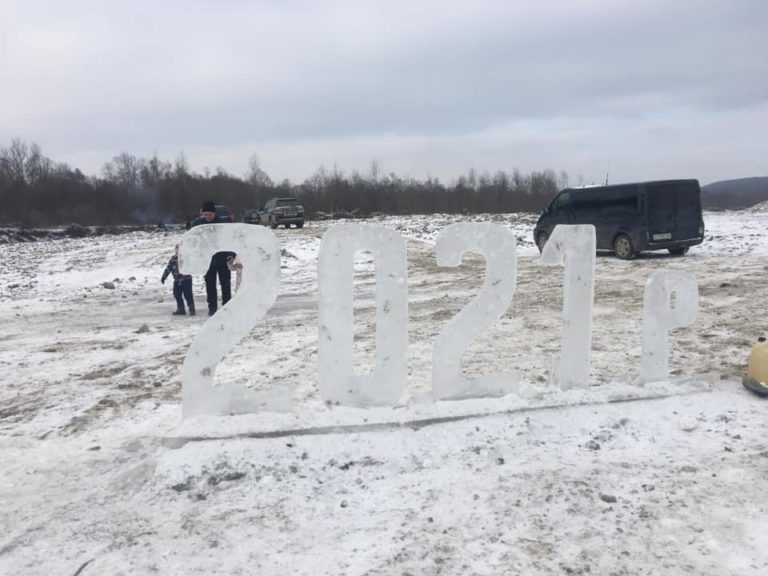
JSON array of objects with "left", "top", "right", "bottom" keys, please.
[
  {"left": 131, "top": 207, "right": 175, "bottom": 225},
  {"left": 125, "top": 186, "right": 173, "bottom": 224}
]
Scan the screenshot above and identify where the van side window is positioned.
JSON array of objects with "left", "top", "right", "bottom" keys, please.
[
  {"left": 646, "top": 184, "right": 674, "bottom": 213},
  {"left": 554, "top": 192, "right": 570, "bottom": 213},
  {"left": 571, "top": 190, "right": 601, "bottom": 217},
  {"left": 647, "top": 181, "right": 698, "bottom": 213},
  {"left": 601, "top": 186, "right": 638, "bottom": 217}
]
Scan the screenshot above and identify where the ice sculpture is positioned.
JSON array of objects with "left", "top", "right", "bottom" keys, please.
[
  {"left": 318, "top": 224, "right": 408, "bottom": 406},
  {"left": 432, "top": 223, "right": 519, "bottom": 399},
  {"left": 639, "top": 270, "right": 698, "bottom": 384},
  {"left": 541, "top": 225, "right": 596, "bottom": 389},
  {"left": 179, "top": 223, "right": 282, "bottom": 416}
]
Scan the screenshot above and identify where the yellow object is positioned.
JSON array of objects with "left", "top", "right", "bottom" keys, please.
[{"left": 748, "top": 338, "right": 768, "bottom": 384}]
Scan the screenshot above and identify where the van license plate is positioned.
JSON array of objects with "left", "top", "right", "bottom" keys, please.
[{"left": 652, "top": 233, "right": 672, "bottom": 240}]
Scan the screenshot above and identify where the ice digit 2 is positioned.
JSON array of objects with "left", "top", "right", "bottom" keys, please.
[
  {"left": 432, "top": 222, "right": 519, "bottom": 400},
  {"left": 179, "top": 223, "right": 281, "bottom": 417},
  {"left": 639, "top": 270, "right": 698, "bottom": 384},
  {"left": 318, "top": 223, "right": 408, "bottom": 406},
  {"left": 540, "top": 224, "right": 596, "bottom": 389}
]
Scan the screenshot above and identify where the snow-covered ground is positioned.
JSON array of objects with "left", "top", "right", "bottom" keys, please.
[{"left": 1, "top": 210, "right": 767, "bottom": 575}]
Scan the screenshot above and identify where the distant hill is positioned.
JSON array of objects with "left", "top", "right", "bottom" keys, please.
[{"left": 701, "top": 177, "right": 768, "bottom": 210}]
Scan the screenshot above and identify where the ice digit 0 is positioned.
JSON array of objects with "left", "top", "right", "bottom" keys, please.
[
  {"left": 540, "top": 224, "right": 596, "bottom": 389},
  {"left": 318, "top": 223, "right": 408, "bottom": 406},
  {"left": 639, "top": 270, "right": 698, "bottom": 384}
]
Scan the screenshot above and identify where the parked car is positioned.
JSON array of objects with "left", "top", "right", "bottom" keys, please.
[
  {"left": 259, "top": 197, "right": 305, "bottom": 229},
  {"left": 242, "top": 208, "right": 260, "bottom": 224},
  {"left": 533, "top": 179, "right": 705, "bottom": 259},
  {"left": 214, "top": 204, "right": 235, "bottom": 222}
]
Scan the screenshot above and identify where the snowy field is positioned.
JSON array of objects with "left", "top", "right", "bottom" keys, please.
[{"left": 1, "top": 210, "right": 768, "bottom": 575}]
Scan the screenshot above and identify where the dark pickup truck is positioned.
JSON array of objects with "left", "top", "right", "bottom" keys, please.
[{"left": 259, "top": 197, "right": 305, "bottom": 229}]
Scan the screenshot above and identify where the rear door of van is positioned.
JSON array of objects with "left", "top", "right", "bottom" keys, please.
[{"left": 645, "top": 181, "right": 701, "bottom": 243}]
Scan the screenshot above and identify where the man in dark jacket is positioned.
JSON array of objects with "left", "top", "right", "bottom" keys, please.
[{"left": 190, "top": 201, "right": 236, "bottom": 316}]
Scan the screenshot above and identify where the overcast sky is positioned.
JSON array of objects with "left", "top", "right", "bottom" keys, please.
[{"left": 1, "top": 0, "right": 766, "bottom": 185}]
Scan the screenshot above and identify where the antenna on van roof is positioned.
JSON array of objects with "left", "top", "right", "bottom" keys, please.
[{"left": 604, "top": 161, "right": 610, "bottom": 186}]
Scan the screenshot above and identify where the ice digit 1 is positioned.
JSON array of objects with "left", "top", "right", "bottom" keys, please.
[
  {"left": 179, "top": 223, "right": 281, "bottom": 417},
  {"left": 432, "top": 222, "right": 518, "bottom": 400},
  {"left": 639, "top": 270, "right": 698, "bottom": 384},
  {"left": 318, "top": 223, "right": 408, "bottom": 406},
  {"left": 541, "top": 225, "right": 596, "bottom": 389}
]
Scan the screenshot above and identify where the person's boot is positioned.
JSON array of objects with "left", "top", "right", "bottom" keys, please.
[
  {"left": 189, "top": 304, "right": 196, "bottom": 316},
  {"left": 173, "top": 307, "right": 186, "bottom": 316},
  {"left": 208, "top": 306, "right": 217, "bottom": 316}
]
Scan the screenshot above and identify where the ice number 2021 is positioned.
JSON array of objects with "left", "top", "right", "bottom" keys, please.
[{"left": 179, "top": 223, "right": 698, "bottom": 417}]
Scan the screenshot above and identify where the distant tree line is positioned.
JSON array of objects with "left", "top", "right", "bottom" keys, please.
[
  {"left": 2, "top": 138, "right": 764, "bottom": 227},
  {"left": 0, "top": 139, "right": 567, "bottom": 227}
]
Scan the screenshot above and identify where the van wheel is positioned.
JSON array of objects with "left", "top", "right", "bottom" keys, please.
[
  {"left": 536, "top": 232, "right": 549, "bottom": 252},
  {"left": 668, "top": 247, "right": 689, "bottom": 256},
  {"left": 297, "top": 222, "right": 304, "bottom": 229},
  {"left": 613, "top": 234, "right": 635, "bottom": 260}
]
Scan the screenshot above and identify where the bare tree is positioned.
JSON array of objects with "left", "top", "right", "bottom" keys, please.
[
  {"left": 1, "top": 138, "right": 29, "bottom": 183},
  {"left": 245, "top": 154, "right": 273, "bottom": 187},
  {"left": 141, "top": 153, "right": 171, "bottom": 189},
  {"left": 368, "top": 159, "right": 379, "bottom": 183},
  {"left": 103, "top": 152, "right": 144, "bottom": 189},
  {"left": 174, "top": 151, "right": 190, "bottom": 178}
]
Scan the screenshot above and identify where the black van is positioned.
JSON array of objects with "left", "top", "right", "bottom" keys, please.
[{"left": 533, "top": 179, "right": 705, "bottom": 259}]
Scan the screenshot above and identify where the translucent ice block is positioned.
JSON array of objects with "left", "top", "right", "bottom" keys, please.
[
  {"left": 639, "top": 270, "right": 698, "bottom": 384},
  {"left": 318, "top": 224, "right": 408, "bottom": 406},
  {"left": 432, "top": 222, "right": 519, "bottom": 400},
  {"left": 541, "top": 225, "right": 596, "bottom": 389},
  {"left": 179, "top": 223, "right": 283, "bottom": 416}
]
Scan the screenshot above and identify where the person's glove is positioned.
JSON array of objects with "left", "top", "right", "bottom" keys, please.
[{"left": 161, "top": 276, "right": 166, "bottom": 284}]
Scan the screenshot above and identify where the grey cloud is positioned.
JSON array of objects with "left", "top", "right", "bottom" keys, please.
[{"left": 0, "top": 0, "right": 766, "bottom": 182}]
